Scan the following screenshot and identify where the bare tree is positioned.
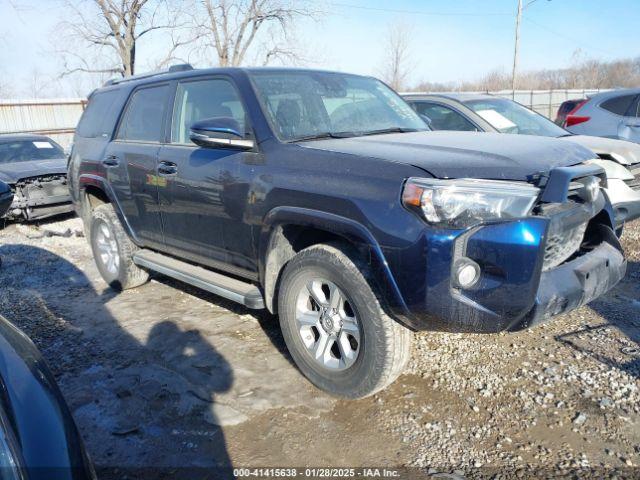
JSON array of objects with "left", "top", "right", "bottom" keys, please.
[
  {"left": 56, "top": 0, "right": 182, "bottom": 78},
  {"left": 191, "top": 0, "right": 318, "bottom": 67},
  {"left": 0, "top": 78, "right": 14, "bottom": 98},
  {"left": 379, "top": 20, "right": 413, "bottom": 91}
]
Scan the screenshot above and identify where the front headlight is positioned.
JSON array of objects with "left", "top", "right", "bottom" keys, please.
[{"left": 402, "top": 178, "right": 540, "bottom": 228}]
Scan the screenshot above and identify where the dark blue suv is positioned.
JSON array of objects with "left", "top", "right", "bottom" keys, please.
[{"left": 68, "top": 66, "right": 626, "bottom": 398}]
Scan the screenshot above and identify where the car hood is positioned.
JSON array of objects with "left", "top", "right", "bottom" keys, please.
[
  {"left": 563, "top": 135, "right": 640, "bottom": 166},
  {"left": 0, "top": 158, "right": 67, "bottom": 184},
  {"left": 299, "top": 131, "right": 596, "bottom": 181}
]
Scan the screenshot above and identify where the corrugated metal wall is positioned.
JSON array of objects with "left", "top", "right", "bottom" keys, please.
[{"left": 0, "top": 99, "right": 86, "bottom": 149}]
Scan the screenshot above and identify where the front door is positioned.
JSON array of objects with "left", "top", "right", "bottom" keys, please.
[
  {"left": 158, "top": 77, "right": 257, "bottom": 277},
  {"left": 105, "top": 83, "right": 170, "bottom": 247}
]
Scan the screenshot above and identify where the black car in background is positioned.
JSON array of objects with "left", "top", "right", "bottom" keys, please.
[
  {"left": 0, "top": 134, "right": 74, "bottom": 221},
  {"left": 0, "top": 314, "right": 95, "bottom": 479}
]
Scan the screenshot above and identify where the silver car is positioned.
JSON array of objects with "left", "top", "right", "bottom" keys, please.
[
  {"left": 403, "top": 93, "right": 640, "bottom": 229},
  {"left": 563, "top": 88, "right": 640, "bottom": 143}
]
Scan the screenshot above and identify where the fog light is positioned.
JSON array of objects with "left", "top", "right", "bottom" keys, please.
[{"left": 453, "top": 258, "right": 480, "bottom": 289}]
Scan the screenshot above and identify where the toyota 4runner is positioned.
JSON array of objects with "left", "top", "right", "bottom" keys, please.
[{"left": 69, "top": 66, "right": 627, "bottom": 398}]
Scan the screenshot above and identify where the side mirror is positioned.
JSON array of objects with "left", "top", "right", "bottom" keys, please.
[{"left": 189, "top": 117, "right": 254, "bottom": 150}]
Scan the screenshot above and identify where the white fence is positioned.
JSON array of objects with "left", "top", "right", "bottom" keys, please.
[
  {"left": 0, "top": 89, "right": 610, "bottom": 148},
  {"left": 0, "top": 98, "right": 86, "bottom": 149},
  {"left": 405, "top": 88, "right": 607, "bottom": 120},
  {"left": 480, "top": 89, "right": 607, "bottom": 119}
]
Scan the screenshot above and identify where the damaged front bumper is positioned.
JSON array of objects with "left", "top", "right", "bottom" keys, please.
[
  {"left": 523, "top": 233, "right": 626, "bottom": 329},
  {"left": 397, "top": 167, "right": 626, "bottom": 333},
  {"left": 3, "top": 175, "right": 74, "bottom": 221}
]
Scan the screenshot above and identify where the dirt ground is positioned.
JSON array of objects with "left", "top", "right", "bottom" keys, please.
[{"left": 0, "top": 215, "right": 639, "bottom": 479}]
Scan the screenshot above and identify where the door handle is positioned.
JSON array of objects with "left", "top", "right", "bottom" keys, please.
[
  {"left": 158, "top": 161, "right": 178, "bottom": 176},
  {"left": 102, "top": 155, "right": 120, "bottom": 167}
]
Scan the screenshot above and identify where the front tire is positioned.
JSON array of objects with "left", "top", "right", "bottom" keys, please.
[
  {"left": 278, "top": 243, "right": 412, "bottom": 398},
  {"left": 89, "top": 203, "right": 149, "bottom": 291}
]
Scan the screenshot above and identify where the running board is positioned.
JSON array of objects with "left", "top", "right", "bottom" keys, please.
[{"left": 132, "top": 249, "right": 265, "bottom": 309}]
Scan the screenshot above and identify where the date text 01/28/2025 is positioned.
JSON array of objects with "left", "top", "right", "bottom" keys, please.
[{"left": 233, "top": 467, "right": 402, "bottom": 478}]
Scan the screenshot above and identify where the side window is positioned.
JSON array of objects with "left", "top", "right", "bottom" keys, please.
[
  {"left": 77, "top": 90, "right": 121, "bottom": 138},
  {"left": 415, "top": 102, "right": 477, "bottom": 131},
  {"left": 600, "top": 94, "right": 637, "bottom": 116},
  {"left": 171, "top": 78, "right": 247, "bottom": 144},
  {"left": 117, "top": 85, "right": 169, "bottom": 142}
]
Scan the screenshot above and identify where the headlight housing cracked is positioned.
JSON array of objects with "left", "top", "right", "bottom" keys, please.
[{"left": 402, "top": 178, "right": 540, "bottom": 228}]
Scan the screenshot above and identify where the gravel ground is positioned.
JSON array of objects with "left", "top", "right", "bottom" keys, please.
[{"left": 0, "top": 214, "right": 638, "bottom": 479}]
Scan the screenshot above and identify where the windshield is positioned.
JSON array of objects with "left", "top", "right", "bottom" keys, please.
[
  {"left": 464, "top": 98, "right": 568, "bottom": 137},
  {"left": 0, "top": 139, "right": 65, "bottom": 164},
  {"left": 250, "top": 71, "right": 427, "bottom": 141}
]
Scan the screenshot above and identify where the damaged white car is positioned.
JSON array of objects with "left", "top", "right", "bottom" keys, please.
[{"left": 0, "top": 134, "right": 73, "bottom": 221}]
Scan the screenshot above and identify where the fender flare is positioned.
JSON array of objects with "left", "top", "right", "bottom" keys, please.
[
  {"left": 78, "top": 174, "right": 142, "bottom": 245},
  {"left": 259, "top": 206, "right": 409, "bottom": 318}
]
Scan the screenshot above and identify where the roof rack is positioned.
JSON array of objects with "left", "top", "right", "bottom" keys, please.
[{"left": 103, "top": 63, "right": 194, "bottom": 87}]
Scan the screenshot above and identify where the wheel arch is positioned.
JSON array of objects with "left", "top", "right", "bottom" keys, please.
[
  {"left": 78, "top": 174, "right": 141, "bottom": 244},
  {"left": 259, "top": 207, "right": 409, "bottom": 321}
]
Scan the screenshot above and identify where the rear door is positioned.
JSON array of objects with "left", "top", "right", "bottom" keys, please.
[
  {"left": 157, "top": 76, "right": 258, "bottom": 277},
  {"left": 592, "top": 93, "right": 638, "bottom": 139},
  {"left": 103, "top": 83, "right": 170, "bottom": 247},
  {"left": 619, "top": 95, "right": 640, "bottom": 143}
]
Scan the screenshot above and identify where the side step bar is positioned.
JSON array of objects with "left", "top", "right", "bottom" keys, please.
[{"left": 132, "top": 249, "right": 265, "bottom": 309}]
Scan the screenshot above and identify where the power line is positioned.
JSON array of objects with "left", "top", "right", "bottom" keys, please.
[
  {"left": 330, "top": 2, "right": 512, "bottom": 17},
  {"left": 523, "top": 17, "right": 616, "bottom": 57}
]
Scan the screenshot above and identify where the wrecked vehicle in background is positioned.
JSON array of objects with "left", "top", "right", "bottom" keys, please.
[{"left": 0, "top": 134, "right": 74, "bottom": 221}]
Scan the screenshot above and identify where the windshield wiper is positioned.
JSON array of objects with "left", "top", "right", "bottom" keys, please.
[
  {"left": 358, "top": 127, "right": 422, "bottom": 136},
  {"left": 292, "top": 128, "right": 421, "bottom": 143},
  {"left": 292, "top": 131, "right": 357, "bottom": 142}
]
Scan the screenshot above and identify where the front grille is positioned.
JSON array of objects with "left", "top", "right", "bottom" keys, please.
[{"left": 543, "top": 219, "right": 587, "bottom": 271}]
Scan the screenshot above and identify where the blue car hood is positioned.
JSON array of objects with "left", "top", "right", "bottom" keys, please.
[
  {"left": 0, "top": 158, "right": 67, "bottom": 184},
  {"left": 300, "top": 131, "right": 597, "bottom": 181}
]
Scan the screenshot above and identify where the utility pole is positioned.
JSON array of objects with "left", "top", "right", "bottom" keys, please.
[
  {"left": 511, "top": 0, "right": 523, "bottom": 99},
  {"left": 511, "top": 0, "right": 549, "bottom": 99}
]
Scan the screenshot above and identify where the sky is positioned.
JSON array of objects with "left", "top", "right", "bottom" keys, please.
[{"left": 0, "top": 0, "right": 639, "bottom": 98}]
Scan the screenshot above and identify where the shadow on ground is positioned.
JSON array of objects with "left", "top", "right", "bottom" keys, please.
[{"left": 0, "top": 244, "right": 236, "bottom": 479}]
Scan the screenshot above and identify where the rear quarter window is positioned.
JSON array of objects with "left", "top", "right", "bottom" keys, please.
[
  {"left": 599, "top": 94, "right": 637, "bottom": 116},
  {"left": 117, "top": 85, "right": 170, "bottom": 143},
  {"left": 77, "top": 90, "right": 123, "bottom": 139}
]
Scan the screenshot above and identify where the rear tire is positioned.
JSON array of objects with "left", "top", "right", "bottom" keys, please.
[
  {"left": 89, "top": 203, "right": 149, "bottom": 291},
  {"left": 278, "top": 243, "right": 412, "bottom": 399}
]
